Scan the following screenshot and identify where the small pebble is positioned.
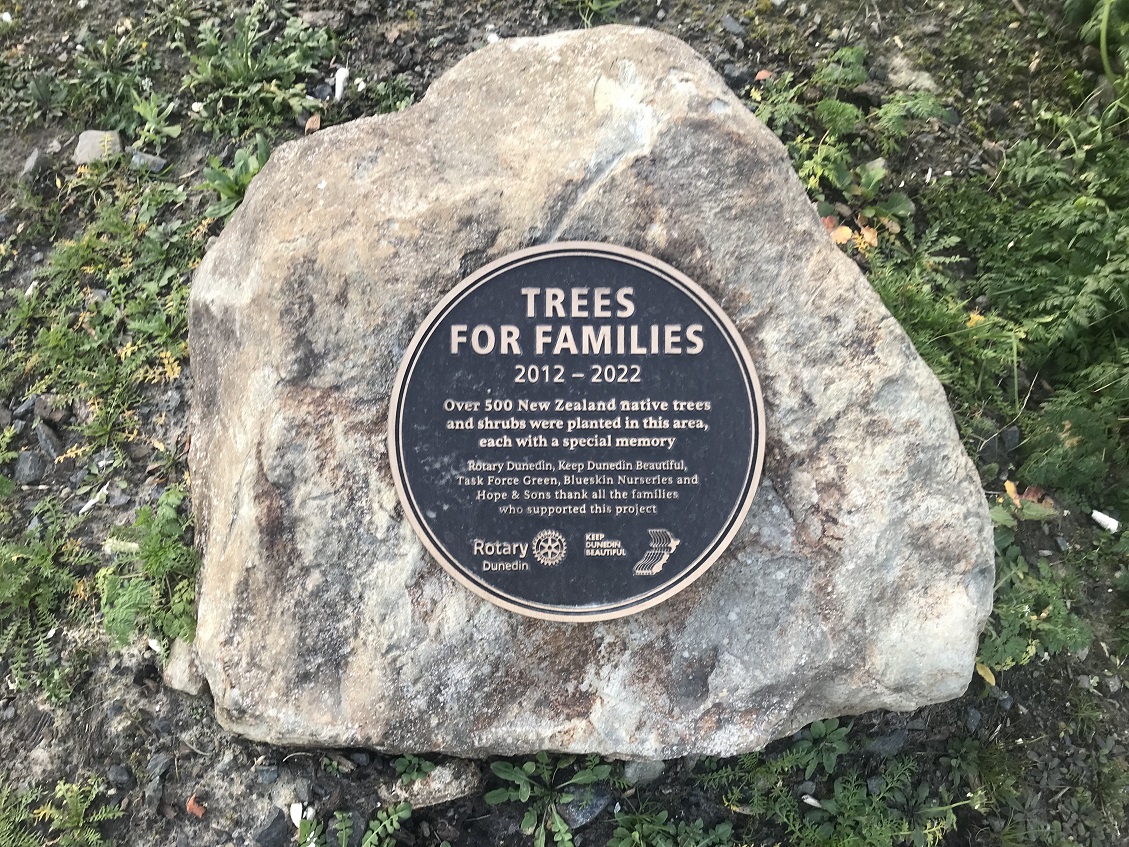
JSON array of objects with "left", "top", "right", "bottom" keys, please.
[
  {"left": 147, "top": 752, "right": 173, "bottom": 779},
  {"left": 143, "top": 778, "right": 163, "bottom": 809},
  {"left": 965, "top": 707, "right": 982, "bottom": 733},
  {"left": 107, "top": 764, "right": 135, "bottom": 789},
  {"left": 256, "top": 765, "right": 280, "bottom": 784},
  {"left": 14, "top": 451, "right": 47, "bottom": 484},
  {"left": 720, "top": 13, "right": 745, "bottom": 35},
  {"left": 254, "top": 809, "right": 290, "bottom": 847},
  {"left": 558, "top": 785, "right": 612, "bottom": 830},
  {"left": 34, "top": 421, "right": 63, "bottom": 461}
]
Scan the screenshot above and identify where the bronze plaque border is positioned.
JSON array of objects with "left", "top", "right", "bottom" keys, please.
[{"left": 387, "top": 241, "right": 766, "bottom": 622}]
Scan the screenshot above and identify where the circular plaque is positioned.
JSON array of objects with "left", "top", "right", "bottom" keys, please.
[{"left": 388, "top": 242, "right": 765, "bottom": 621}]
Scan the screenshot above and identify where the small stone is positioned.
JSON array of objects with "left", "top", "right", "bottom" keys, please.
[
  {"left": 107, "top": 764, "right": 135, "bottom": 789},
  {"left": 865, "top": 730, "right": 908, "bottom": 757},
  {"left": 0, "top": 408, "right": 9, "bottom": 429},
  {"left": 143, "top": 778, "right": 163, "bottom": 809},
  {"left": 14, "top": 451, "right": 47, "bottom": 484},
  {"left": 998, "top": 693, "right": 1014, "bottom": 711},
  {"left": 987, "top": 104, "right": 1008, "bottom": 127},
  {"left": 292, "top": 778, "right": 311, "bottom": 804},
  {"left": 887, "top": 54, "right": 940, "bottom": 93},
  {"left": 1002, "top": 426, "right": 1021, "bottom": 453},
  {"left": 255, "top": 808, "right": 290, "bottom": 847},
  {"left": 33, "top": 394, "right": 69, "bottom": 424},
  {"left": 13, "top": 395, "right": 37, "bottom": 418},
  {"left": 0, "top": 706, "right": 15, "bottom": 722},
  {"left": 164, "top": 638, "right": 208, "bottom": 696},
  {"left": 965, "top": 707, "right": 982, "bottom": 733},
  {"left": 34, "top": 421, "right": 63, "bottom": 461},
  {"left": 147, "top": 752, "right": 173, "bottom": 779},
  {"left": 866, "top": 776, "right": 884, "bottom": 795},
  {"left": 557, "top": 784, "right": 612, "bottom": 830},
  {"left": 720, "top": 13, "right": 745, "bottom": 35},
  {"left": 623, "top": 760, "right": 665, "bottom": 786},
  {"left": 312, "top": 83, "right": 333, "bottom": 101},
  {"left": 348, "top": 751, "right": 372, "bottom": 767},
  {"left": 377, "top": 760, "right": 482, "bottom": 809},
  {"left": 18, "top": 148, "right": 46, "bottom": 184},
  {"left": 722, "top": 64, "right": 749, "bottom": 86},
  {"left": 300, "top": 9, "right": 346, "bottom": 30},
  {"left": 72, "top": 130, "right": 123, "bottom": 165},
  {"left": 256, "top": 765, "right": 280, "bottom": 785},
  {"left": 129, "top": 151, "right": 168, "bottom": 173}
]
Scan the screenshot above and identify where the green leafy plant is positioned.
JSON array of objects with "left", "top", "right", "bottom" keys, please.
[
  {"left": 699, "top": 748, "right": 979, "bottom": 847},
  {"left": 360, "top": 802, "right": 412, "bottom": 847},
  {"left": 0, "top": 781, "right": 39, "bottom": 847},
  {"left": 1067, "top": 0, "right": 1129, "bottom": 107},
  {"left": 0, "top": 498, "right": 95, "bottom": 698},
  {"left": 131, "top": 92, "right": 181, "bottom": 154},
  {"left": 485, "top": 752, "right": 611, "bottom": 847},
  {"left": 71, "top": 32, "right": 157, "bottom": 133},
  {"left": 393, "top": 754, "right": 436, "bottom": 785},
  {"left": 98, "top": 485, "right": 200, "bottom": 647},
  {"left": 558, "top": 0, "right": 624, "bottom": 26},
  {"left": 792, "top": 719, "right": 852, "bottom": 780},
  {"left": 608, "top": 807, "right": 733, "bottom": 847},
  {"left": 977, "top": 518, "right": 1093, "bottom": 674},
  {"left": 198, "top": 134, "right": 271, "bottom": 219},
  {"left": 1, "top": 177, "right": 203, "bottom": 455},
  {"left": 754, "top": 48, "right": 944, "bottom": 243},
  {"left": 331, "top": 811, "right": 353, "bottom": 847},
  {"left": 182, "top": 2, "right": 334, "bottom": 137},
  {"left": 32, "top": 777, "right": 124, "bottom": 847},
  {"left": 298, "top": 817, "right": 326, "bottom": 847}
]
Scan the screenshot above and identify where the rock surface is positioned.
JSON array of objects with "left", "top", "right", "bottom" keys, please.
[
  {"left": 71, "top": 130, "right": 122, "bottom": 164},
  {"left": 189, "top": 26, "right": 993, "bottom": 758},
  {"left": 377, "top": 761, "right": 483, "bottom": 809}
]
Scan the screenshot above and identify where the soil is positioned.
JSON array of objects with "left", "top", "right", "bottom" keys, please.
[{"left": 1, "top": 1, "right": 1126, "bottom": 846}]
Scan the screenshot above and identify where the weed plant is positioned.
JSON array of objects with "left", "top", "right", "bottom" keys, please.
[
  {"left": 70, "top": 33, "right": 158, "bottom": 134},
  {"left": 99, "top": 486, "right": 200, "bottom": 647},
  {"left": 1, "top": 169, "right": 205, "bottom": 456},
  {"left": 558, "top": 0, "right": 625, "bottom": 27},
  {"left": 199, "top": 134, "right": 272, "bottom": 218},
  {"left": 1068, "top": 0, "right": 1129, "bottom": 103},
  {"left": 182, "top": 1, "right": 335, "bottom": 138},
  {"left": 608, "top": 808, "right": 733, "bottom": 847},
  {"left": 393, "top": 754, "right": 436, "bottom": 785},
  {"left": 0, "top": 499, "right": 95, "bottom": 699},
  {"left": 485, "top": 753, "right": 611, "bottom": 847}
]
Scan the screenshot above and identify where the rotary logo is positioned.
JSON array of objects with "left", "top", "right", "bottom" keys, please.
[{"left": 531, "top": 529, "right": 567, "bottom": 566}]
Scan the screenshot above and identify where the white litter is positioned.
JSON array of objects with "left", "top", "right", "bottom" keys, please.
[
  {"left": 1091, "top": 510, "right": 1120, "bottom": 533},
  {"left": 334, "top": 67, "right": 349, "bottom": 102}
]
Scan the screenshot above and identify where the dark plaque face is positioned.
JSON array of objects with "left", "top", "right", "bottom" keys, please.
[{"left": 388, "top": 242, "right": 765, "bottom": 621}]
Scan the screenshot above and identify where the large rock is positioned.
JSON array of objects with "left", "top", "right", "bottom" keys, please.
[{"left": 189, "top": 25, "right": 993, "bottom": 758}]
